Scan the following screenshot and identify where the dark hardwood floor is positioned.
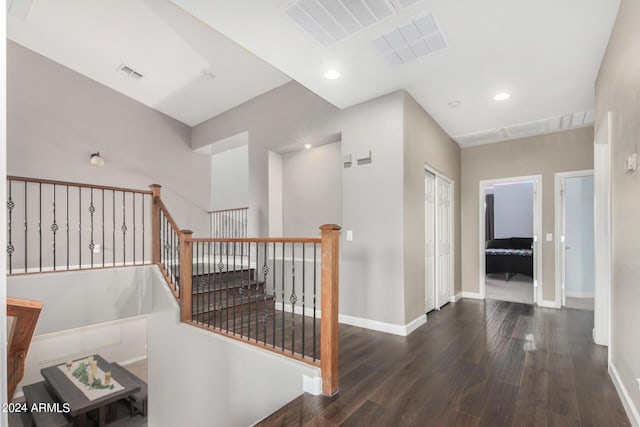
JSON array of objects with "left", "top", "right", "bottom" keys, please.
[{"left": 257, "top": 299, "right": 630, "bottom": 427}]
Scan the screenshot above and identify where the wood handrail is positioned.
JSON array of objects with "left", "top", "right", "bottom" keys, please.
[
  {"left": 155, "top": 196, "right": 181, "bottom": 233},
  {"left": 191, "top": 237, "right": 322, "bottom": 244},
  {"left": 7, "top": 297, "right": 43, "bottom": 401},
  {"left": 7, "top": 175, "right": 153, "bottom": 195},
  {"left": 208, "top": 207, "right": 249, "bottom": 214}
]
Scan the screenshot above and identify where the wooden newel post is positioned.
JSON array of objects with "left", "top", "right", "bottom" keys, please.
[
  {"left": 149, "top": 184, "right": 162, "bottom": 264},
  {"left": 320, "top": 224, "right": 341, "bottom": 396},
  {"left": 179, "top": 230, "right": 194, "bottom": 323}
]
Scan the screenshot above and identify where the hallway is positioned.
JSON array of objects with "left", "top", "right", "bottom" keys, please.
[{"left": 259, "top": 299, "right": 629, "bottom": 426}]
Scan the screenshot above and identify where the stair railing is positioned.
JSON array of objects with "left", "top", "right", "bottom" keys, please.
[
  {"left": 6, "top": 297, "right": 43, "bottom": 400},
  {"left": 209, "top": 207, "right": 248, "bottom": 239},
  {"left": 6, "top": 176, "right": 153, "bottom": 274},
  {"left": 151, "top": 185, "right": 341, "bottom": 395}
]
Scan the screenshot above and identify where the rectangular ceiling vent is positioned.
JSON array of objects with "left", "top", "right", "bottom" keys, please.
[
  {"left": 455, "top": 111, "right": 596, "bottom": 147},
  {"left": 373, "top": 13, "right": 448, "bottom": 66},
  {"left": 285, "top": 0, "right": 423, "bottom": 46},
  {"left": 118, "top": 64, "right": 143, "bottom": 80}
]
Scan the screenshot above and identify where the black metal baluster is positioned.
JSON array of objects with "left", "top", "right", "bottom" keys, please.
[
  {"left": 281, "top": 242, "right": 285, "bottom": 351},
  {"left": 89, "top": 188, "right": 95, "bottom": 268},
  {"left": 245, "top": 240, "right": 250, "bottom": 339},
  {"left": 219, "top": 242, "right": 225, "bottom": 331},
  {"left": 141, "top": 194, "right": 145, "bottom": 264},
  {"left": 133, "top": 192, "right": 136, "bottom": 265},
  {"left": 207, "top": 241, "right": 212, "bottom": 328},
  {"left": 176, "top": 232, "right": 181, "bottom": 296},
  {"left": 262, "top": 242, "right": 269, "bottom": 345},
  {"left": 313, "top": 242, "right": 317, "bottom": 361},
  {"left": 38, "top": 183, "right": 42, "bottom": 272},
  {"left": 112, "top": 191, "right": 115, "bottom": 267},
  {"left": 291, "top": 243, "right": 296, "bottom": 355},
  {"left": 159, "top": 212, "right": 163, "bottom": 268},
  {"left": 78, "top": 187, "right": 81, "bottom": 270},
  {"left": 25, "top": 182, "right": 29, "bottom": 273},
  {"left": 65, "top": 186, "right": 68, "bottom": 271},
  {"left": 272, "top": 241, "right": 276, "bottom": 348},
  {"left": 122, "top": 192, "right": 127, "bottom": 265},
  {"left": 239, "top": 242, "right": 243, "bottom": 337},
  {"left": 226, "top": 242, "right": 230, "bottom": 333},
  {"left": 102, "top": 189, "right": 105, "bottom": 267},
  {"left": 195, "top": 241, "right": 199, "bottom": 323},
  {"left": 302, "top": 243, "right": 306, "bottom": 358},
  {"left": 233, "top": 242, "right": 237, "bottom": 335},
  {"left": 7, "top": 180, "right": 13, "bottom": 274},
  {"left": 52, "top": 184, "right": 57, "bottom": 270}
]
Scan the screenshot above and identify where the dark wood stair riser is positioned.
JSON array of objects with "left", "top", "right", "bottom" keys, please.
[
  {"left": 191, "top": 268, "right": 256, "bottom": 285},
  {"left": 191, "top": 281, "right": 266, "bottom": 308},
  {"left": 193, "top": 296, "right": 275, "bottom": 324}
]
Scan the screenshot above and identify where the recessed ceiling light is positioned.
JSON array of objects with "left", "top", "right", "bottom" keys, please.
[
  {"left": 448, "top": 100, "right": 462, "bottom": 109},
  {"left": 494, "top": 92, "right": 511, "bottom": 101},
  {"left": 304, "top": 143, "right": 312, "bottom": 149},
  {"left": 323, "top": 69, "right": 341, "bottom": 80}
]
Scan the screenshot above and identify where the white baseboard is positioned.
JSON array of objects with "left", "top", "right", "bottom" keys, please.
[
  {"left": 461, "top": 291, "right": 483, "bottom": 300},
  {"left": 274, "top": 302, "right": 426, "bottom": 336},
  {"left": 450, "top": 293, "right": 462, "bottom": 303},
  {"left": 565, "top": 292, "right": 595, "bottom": 298},
  {"left": 610, "top": 362, "right": 640, "bottom": 426},
  {"left": 338, "top": 313, "right": 426, "bottom": 336},
  {"left": 538, "top": 300, "right": 560, "bottom": 309}
]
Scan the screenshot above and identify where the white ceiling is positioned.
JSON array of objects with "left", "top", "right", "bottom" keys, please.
[
  {"left": 170, "top": 0, "right": 620, "bottom": 144},
  {"left": 6, "top": 0, "right": 291, "bottom": 126}
]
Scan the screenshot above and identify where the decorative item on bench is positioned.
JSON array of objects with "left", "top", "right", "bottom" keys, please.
[
  {"left": 58, "top": 358, "right": 124, "bottom": 400},
  {"left": 485, "top": 237, "right": 534, "bottom": 280}
]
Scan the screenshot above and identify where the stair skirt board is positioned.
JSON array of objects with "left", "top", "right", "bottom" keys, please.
[
  {"left": 274, "top": 302, "right": 426, "bottom": 337},
  {"left": 609, "top": 362, "right": 640, "bottom": 427}
]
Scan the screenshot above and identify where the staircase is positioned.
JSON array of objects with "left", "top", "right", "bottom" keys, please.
[{"left": 191, "top": 268, "right": 276, "bottom": 333}]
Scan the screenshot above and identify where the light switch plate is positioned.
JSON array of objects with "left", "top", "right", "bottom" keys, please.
[
  {"left": 624, "top": 152, "right": 637, "bottom": 175},
  {"left": 545, "top": 233, "right": 553, "bottom": 242},
  {"left": 346, "top": 230, "right": 353, "bottom": 241}
]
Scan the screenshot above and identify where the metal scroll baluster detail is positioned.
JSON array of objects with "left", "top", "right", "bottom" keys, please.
[
  {"left": 7, "top": 182, "right": 14, "bottom": 274},
  {"left": 122, "top": 192, "right": 127, "bottom": 265},
  {"left": 261, "top": 242, "right": 269, "bottom": 345},
  {"left": 89, "top": 189, "right": 95, "bottom": 268},
  {"left": 52, "top": 185, "right": 58, "bottom": 270},
  {"left": 290, "top": 243, "right": 297, "bottom": 355}
]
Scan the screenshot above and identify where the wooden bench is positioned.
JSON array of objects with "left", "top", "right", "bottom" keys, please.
[
  {"left": 109, "top": 363, "right": 148, "bottom": 417},
  {"left": 22, "top": 381, "right": 73, "bottom": 427}
]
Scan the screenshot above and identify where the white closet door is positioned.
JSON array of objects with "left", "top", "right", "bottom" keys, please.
[
  {"left": 425, "top": 172, "right": 436, "bottom": 313},
  {"left": 436, "top": 177, "right": 452, "bottom": 309}
]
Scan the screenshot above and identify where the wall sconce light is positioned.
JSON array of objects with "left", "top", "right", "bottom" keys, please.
[{"left": 90, "top": 152, "right": 105, "bottom": 167}]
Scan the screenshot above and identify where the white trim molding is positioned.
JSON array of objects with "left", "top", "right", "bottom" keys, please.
[
  {"left": 275, "top": 302, "right": 427, "bottom": 336},
  {"left": 338, "top": 313, "right": 426, "bottom": 336},
  {"left": 450, "top": 293, "right": 462, "bottom": 302},
  {"left": 537, "top": 300, "right": 561, "bottom": 309},
  {"left": 610, "top": 363, "right": 640, "bottom": 426},
  {"left": 461, "top": 291, "right": 484, "bottom": 300}
]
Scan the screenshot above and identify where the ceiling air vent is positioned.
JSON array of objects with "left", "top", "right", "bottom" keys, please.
[
  {"left": 285, "top": 0, "right": 422, "bottom": 46},
  {"left": 118, "top": 64, "right": 143, "bottom": 80},
  {"left": 373, "top": 13, "right": 448, "bottom": 65}
]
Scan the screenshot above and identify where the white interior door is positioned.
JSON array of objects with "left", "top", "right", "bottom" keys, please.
[
  {"left": 436, "top": 177, "right": 452, "bottom": 309},
  {"left": 424, "top": 171, "right": 436, "bottom": 313}
]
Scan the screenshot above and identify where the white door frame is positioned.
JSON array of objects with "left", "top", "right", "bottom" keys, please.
[
  {"left": 425, "top": 165, "right": 455, "bottom": 308},
  {"left": 593, "top": 112, "right": 612, "bottom": 348},
  {"left": 479, "top": 175, "right": 543, "bottom": 304},
  {"left": 554, "top": 169, "right": 594, "bottom": 308}
]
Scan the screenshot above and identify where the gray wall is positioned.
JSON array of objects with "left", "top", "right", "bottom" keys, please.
[
  {"left": 282, "top": 142, "right": 342, "bottom": 236},
  {"left": 7, "top": 41, "right": 211, "bottom": 236},
  {"left": 340, "top": 92, "right": 406, "bottom": 325},
  {"left": 487, "top": 182, "right": 534, "bottom": 238},
  {"left": 403, "top": 93, "right": 461, "bottom": 323},
  {"left": 211, "top": 144, "right": 248, "bottom": 211},
  {"left": 192, "top": 81, "right": 341, "bottom": 237},
  {"left": 595, "top": 0, "right": 640, "bottom": 415},
  {"left": 461, "top": 127, "right": 594, "bottom": 301}
]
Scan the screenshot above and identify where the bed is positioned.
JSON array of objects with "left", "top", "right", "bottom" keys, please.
[{"left": 485, "top": 237, "right": 534, "bottom": 280}]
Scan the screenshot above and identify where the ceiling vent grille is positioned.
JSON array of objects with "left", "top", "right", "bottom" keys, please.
[
  {"left": 373, "top": 13, "right": 447, "bottom": 65},
  {"left": 285, "top": 0, "right": 423, "bottom": 46},
  {"left": 118, "top": 64, "right": 143, "bottom": 80},
  {"left": 455, "top": 111, "right": 594, "bottom": 147}
]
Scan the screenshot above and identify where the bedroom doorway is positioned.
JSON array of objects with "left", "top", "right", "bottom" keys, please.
[
  {"left": 425, "top": 167, "right": 453, "bottom": 313},
  {"left": 479, "top": 175, "right": 542, "bottom": 305}
]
